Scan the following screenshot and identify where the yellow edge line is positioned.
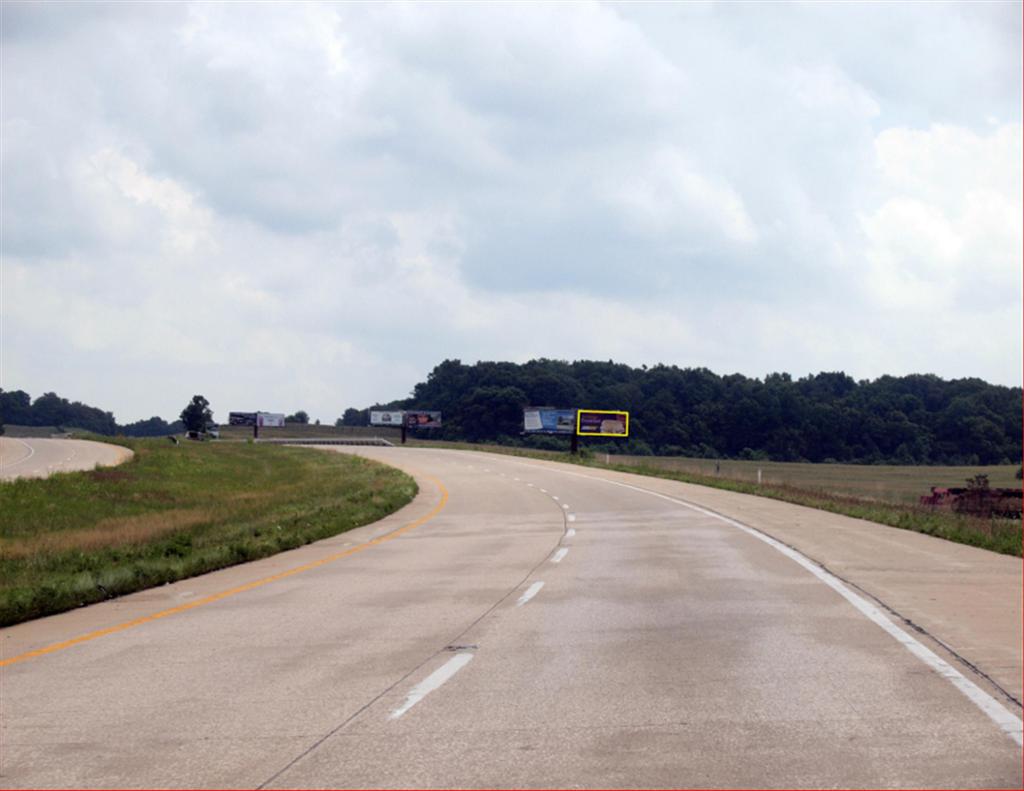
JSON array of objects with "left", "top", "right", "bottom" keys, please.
[{"left": 1, "top": 475, "right": 449, "bottom": 668}]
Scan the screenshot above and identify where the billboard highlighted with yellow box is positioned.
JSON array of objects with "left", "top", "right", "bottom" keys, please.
[{"left": 576, "top": 409, "right": 629, "bottom": 437}]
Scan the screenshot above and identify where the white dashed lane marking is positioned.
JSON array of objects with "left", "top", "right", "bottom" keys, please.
[
  {"left": 516, "top": 581, "right": 545, "bottom": 607},
  {"left": 390, "top": 653, "right": 474, "bottom": 720},
  {"left": 551, "top": 548, "right": 569, "bottom": 564}
]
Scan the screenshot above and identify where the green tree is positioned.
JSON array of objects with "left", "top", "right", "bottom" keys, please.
[
  {"left": 0, "top": 390, "right": 32, "bottom": 426},
  {"left": 286, "top": 410, "right": 309, "bottom": 424},
  {"left": 180, "top": 395, "right": 213, "bottom": 433},
  {"left": 340, "top": 407, "right": 365, "bottom": 426},
  {"left": 348, "top": 358, "right": 1022, "bottom": 463}
]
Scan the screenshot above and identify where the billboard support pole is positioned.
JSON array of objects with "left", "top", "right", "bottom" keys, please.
[
  {"left": 401, "top": 425, "right": 407, "bottom": 445},
  {"left": 254, "top": 421, "right": 259, "bottom": 440},
  {"left": 570, "top": 433, "right": 579, "bottom": 455}
]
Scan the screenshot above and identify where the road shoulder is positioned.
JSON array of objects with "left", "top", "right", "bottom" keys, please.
[{"left": 505, "top": 453, "right": 1023, "bottom": 708}]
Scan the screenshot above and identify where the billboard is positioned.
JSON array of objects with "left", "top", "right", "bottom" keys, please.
[
  {"left": 370, "top": 410, "right": 405, "bottom": 426},
  {"left": 257, "top": 412, "right": 286, "bottom": 427},
  {"left": 229, "top": 412, "right": 257, "bottom": 426},
  {"left": 523, "top": 408, "right": 577, "bottom": 435},
  {"left": 405, "top": 410, "right": 442, "bottom": 429},
  {"left": 576, "top": 409, "right": 629, "bottom": 437}
]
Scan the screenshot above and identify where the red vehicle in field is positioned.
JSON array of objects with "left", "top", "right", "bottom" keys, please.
[{"left": 920, "top": 476, "right": 1022, "bottom": 519}]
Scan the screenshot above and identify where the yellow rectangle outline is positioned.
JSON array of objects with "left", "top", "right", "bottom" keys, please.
[{"left": 576, "top": 409, "right": 629, "bottom": 437}]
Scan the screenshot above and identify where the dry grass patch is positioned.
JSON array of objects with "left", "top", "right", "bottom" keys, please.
[{"left": 2, "top": 509, "right": 212, "bottom": 558}]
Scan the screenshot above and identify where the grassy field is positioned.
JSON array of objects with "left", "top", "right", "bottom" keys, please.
[
  {"left": 0, "top": 439, "right": 416, "bottom": 626},
  {"left": 409, "top": 439, "right": 1022, "bottom": 557},
  {"left": 611, "top": 455, "right": 1021, "bottom": 505}
]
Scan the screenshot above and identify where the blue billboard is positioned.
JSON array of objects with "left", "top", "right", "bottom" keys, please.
[{"left": 523, "top": 408, "right": 577, "bottom": 435}]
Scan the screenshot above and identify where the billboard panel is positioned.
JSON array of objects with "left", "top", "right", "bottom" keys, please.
[
  {"left": 370, "top": 410, "right": 405, "bottom": 426},
  {"left": 523, "top": 408, "right": 577, "bottom": 434},
  {"left": 229, "top": 412, "right": 257, "bottom": 426},
  {"left": 576, "top": 409, "right": 629, "bottom": 437},
  {"left": 257, "top": 412, "right": 286, "bottom": 427},
  {"left": 405, "top": 410, "right": 442, "bottom": 429}
]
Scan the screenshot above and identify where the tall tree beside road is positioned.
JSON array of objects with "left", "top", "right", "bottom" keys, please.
[
  {"left": 180, "top": 395, "right": 213, "bottom": 434},
  {"left": 286, "top": 410, "right": 310, "bottom": 424}
]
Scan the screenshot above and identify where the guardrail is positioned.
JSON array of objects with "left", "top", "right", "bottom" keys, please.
[{"left": 255, "top": 437, "right": 394, "bottom": 447}]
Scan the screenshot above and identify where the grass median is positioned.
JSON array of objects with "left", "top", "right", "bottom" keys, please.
[{"left": 0, "top": 439, "right": 417, "bottom": 626}]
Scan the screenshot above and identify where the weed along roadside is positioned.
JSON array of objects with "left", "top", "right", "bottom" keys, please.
[{"left": 0, "top": 439, "right": 417, "bottom": 626}]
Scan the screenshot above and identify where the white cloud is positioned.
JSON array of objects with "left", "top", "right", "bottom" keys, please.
[
  {"left": 602, "top": 147, "right": 757, "bottom": 244},
  {"left": 2, "top": 2, "right": 1020, "bottom": 422},
  {"left": 860, "top": 122, "right": 1022, "bottom": 309}
]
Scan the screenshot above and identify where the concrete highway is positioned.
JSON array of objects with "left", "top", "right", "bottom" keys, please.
[
  {"left": 1, "top": 446, "right": 1020, "bottom": 788},
  {"left": 0, "top": 437, "right": 133, "bottom": 481}
]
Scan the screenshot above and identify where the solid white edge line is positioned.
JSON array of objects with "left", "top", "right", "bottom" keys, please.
[
  {"left": 510, "top": 460, "right": 1024, "bottom": 747},
  {"left": 389, "top": 653, "right": 474, "bottom": 720},
  {"left": 2, "top": 437, "right": 37, "bottom": 470},
  {"left": 551, "top": 547, "right": 569, "bottom": 563},
  {"left": 516, "top": 581, "right": 545, "bottom": 607}
]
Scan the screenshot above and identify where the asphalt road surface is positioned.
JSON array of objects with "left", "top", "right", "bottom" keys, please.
[
  {"left": 1, "top": 447, "right": 1020, "bottom": 788},
  {"left": 0, "top": 437, "right": 132, "bottom": 481}
]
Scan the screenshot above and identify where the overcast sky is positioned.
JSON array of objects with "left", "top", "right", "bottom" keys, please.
[{"left": 3, "top": 1, "right": 1021, "bottom": 423}]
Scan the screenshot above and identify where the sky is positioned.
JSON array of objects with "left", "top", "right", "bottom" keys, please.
[{"left": 2, "top": 1, "right": 1021, "bottom": 424}]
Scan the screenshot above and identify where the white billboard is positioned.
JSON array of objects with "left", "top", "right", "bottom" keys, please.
[
  {"left": 524, "top": 408, "right": 576, "bottom": 434},
  {"left": 257, "top": 412, "right": 286, "bottom": 427},
  {"left": 370, "top": 410, "right": 405, "bottom": 426}
]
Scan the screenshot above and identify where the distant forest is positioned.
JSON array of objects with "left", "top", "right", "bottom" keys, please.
[
  {"left": 346, "top": 359, "right": 1023, "bottom": 465},
  {"left": 0, "top": 390, "right": 182, "bottom": 437},
  {"left": 6, "top": 358, "right": 1021, "bottom": 465}
]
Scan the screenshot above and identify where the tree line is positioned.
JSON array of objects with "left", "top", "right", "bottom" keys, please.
[
  {"left": 0, "top": 390, "right": 183, "bottom": 437},
  {"left": 345, "top": 359, "right": 1022, "bottom": 465}
]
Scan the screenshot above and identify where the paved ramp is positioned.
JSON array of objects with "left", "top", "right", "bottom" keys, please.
[
  {"left": 0, "top": 437, "right": 133, "bottom": 481},
  {"left": 1, "top": 447, "right": 1019, "bottom": 788}
]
